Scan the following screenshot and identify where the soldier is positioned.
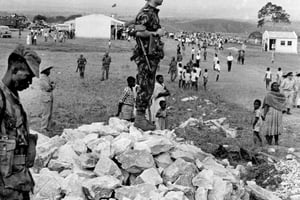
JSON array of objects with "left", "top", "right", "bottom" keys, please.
[
  {"left": 129, "top": 0, "right": 165, "bottom": 131},
  {"left": 39, "top": 66, "right": 55, "bottom": 136},
  {"left": 101, "top": 52, "right": 112, "bottom": 81},
  {"left": 76, "top": 54, "right": 87, "bottom": 78},
  {"left": 0, "top": 44, "right": 41, "bottom": 200},
  {"left": 168, "top": 56, "right": 177, "bottom": 82}
]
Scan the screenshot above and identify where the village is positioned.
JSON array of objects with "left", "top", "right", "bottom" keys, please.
[{"left": 1, "top": 1, "right": 300, "bottom": 200}]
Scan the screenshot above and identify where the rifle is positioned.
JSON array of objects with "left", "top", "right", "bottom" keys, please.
[{"left": 136, "top": 37, "right": 152, "bottom": 71}]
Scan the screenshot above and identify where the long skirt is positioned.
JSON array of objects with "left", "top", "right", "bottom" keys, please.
[{"left": 262, "top": 107, "right": 283, "bottom": 136}]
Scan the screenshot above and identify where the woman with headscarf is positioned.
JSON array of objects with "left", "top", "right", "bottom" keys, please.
[
  {"left": 150, "top": 75, "right": 170, "bottom": 126},
  {"left": 262, "top": 82, "right": 286, "bottom": 145}
]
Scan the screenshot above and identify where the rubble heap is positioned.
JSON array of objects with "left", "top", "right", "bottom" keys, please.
[
  {"left": 274, "top": 159, "right": 300, "bottom": 199},
  {"left": 31, "top": 117, "right": 282, "bottom": 200}
]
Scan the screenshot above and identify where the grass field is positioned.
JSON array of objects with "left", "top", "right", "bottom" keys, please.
[{"left": 1, "top": 30, "right": 300, "bottom": 156}]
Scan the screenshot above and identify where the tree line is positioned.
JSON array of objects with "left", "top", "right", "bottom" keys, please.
[{"left": 33, "top": 14, "right": 82, "bottom": 23}]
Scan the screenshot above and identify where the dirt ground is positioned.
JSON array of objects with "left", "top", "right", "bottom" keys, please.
[{"left": 1, "top": 30, "right": 300, "bottom": 157}]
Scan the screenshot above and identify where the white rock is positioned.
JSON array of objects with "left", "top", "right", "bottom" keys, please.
[
  {"left": 32, "top": 168, "right": 64, "bottom": 200},
  {"left": 94, "top": 156, "right": 123, "bottom": 179},
  {"left": 83, "top": 133, "right": 99, "bottom": 145},
  {"left": 82, "top": 176, "right": 121, "bottom": 198},
  {"left": 138, "top": 136, "right": 174, "bottom": 155},
  {"left": 179, "top": 117, "right": 200, "bottom": 128},
  {"left": 72, "top": 139, "right": 87, "bottom": 155},
  {"left": 112, "top": 136, "right": 133, "bottom": 155},
  {"left": 137, "top": 168, "right": 163, "bottom": 186},
  {"left": 93, "top": 139, "right": 113, "bottom": 158},
  {"left": 47, "top": 159, "right": 72, "bottom": 172},
  {"left": 192, "top": 169, "right": 214, "bottom": 189},
  {"left": 61, "top": 174, "right": 85, "bottom": 198},
  {"left": 134, "top": 142, "right": 152, "bottom": 153},
  {"left": 61, "top": 128, "right": 87, "bottom": 142},
  {"left": 116, "top": 149, "right": 155, "bottom": 173},
  {"left": 208, "top": 176, "right": 232, "bottom": 200},
  {"left": 59, "top": 169, "right": 72, "bottom": 178},
  {"left": 57, "top": 143, "right": 79, "bottom": 164},
  {"left": 164, "top": 191, "right": 186, "bottom": 200},
  {"left": 78, "top": 153, "right": 98, "bottom": 169},
  {"left": 286, "top": 154, "right": 294, "bottom": 160},
  {"left": 195, "top": 159, "right": 204, "bottom": 170},
  {"left": 195, "top": 187, "right": 208, "bottom": 200},
  {"left": 170, "top": 149, "right": 194, "bottom": 162},
  {"left": 115, "top": 184, "right": 158, "bottom": 200},
  {"left": 163, "top": 158, "right": 198, "bottom": 183},
  {"left": 129, "top": 125, "right": 144, "bottom": 142},
  {"left": 154, "top": 152, "right": 173, "bottom": 169},
  {"left": 109, "top": 117, "right": 130, "bottom": 132}
]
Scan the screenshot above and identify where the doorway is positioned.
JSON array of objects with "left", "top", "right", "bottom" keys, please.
[{"left": 269, "top": 39, "right": 276, "bottom": 50}]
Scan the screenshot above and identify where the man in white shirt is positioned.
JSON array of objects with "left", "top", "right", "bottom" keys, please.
[{"left": 227, "top": 52, "right": 234, "bottom": 72}]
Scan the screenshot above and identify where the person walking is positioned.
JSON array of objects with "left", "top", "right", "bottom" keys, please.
[
  {"left": 39, "top": 66, "right": 55, "bottom": 136},
  {"left": 129, "top": 0, "right": 165, "bottom": 131},
  {"left": 101, "top": 52, "right": 112, "bottom": 81},
  {"left": 262, "top": 82, "right": 286, "bottom": 145},
  {"left": 76, "top": 54, "right": 87, "bottom": 79},
  {"left": 168, "top": 57, "right": 177, "bottom": 82},
  {"left": 227, "top": 52, "right": 234, "bottom": 72},
  {"left": 0, "top": 44, "right": 41, "bottom": 200},
  {"left": 281, "top": 72, "right": 296, "bottom": 114},
  {"left": 264, "top": 68, "right": 272, "bottom": 90}
]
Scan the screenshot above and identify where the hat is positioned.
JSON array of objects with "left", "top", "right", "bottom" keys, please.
[
  {"left": 286, "top": 72, "right": 293, "bottom": 77},
  {"left": 11, "top": 44, "right": 41, "bottom": 78},
  {"left": 40, "top": 66, "right": 54, "bottom": 74}
]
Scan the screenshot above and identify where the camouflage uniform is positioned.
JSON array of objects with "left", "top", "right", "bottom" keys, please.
[
  {"left": 0, "top": 82, "right": 35, "bottom": 200},
  {"left": 131, "top": 3, "right": 164, "bottom": 130}
]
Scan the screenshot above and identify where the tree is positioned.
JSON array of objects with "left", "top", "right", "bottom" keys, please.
[
  {"left": 33, "top": 14, "right": 47, "bottom": 23},
  {"left": 65, "top": 14, "right": 82, "bottom": 21},
  {"left": 257, "top": 2, "right": 291, "bottom": 28}
]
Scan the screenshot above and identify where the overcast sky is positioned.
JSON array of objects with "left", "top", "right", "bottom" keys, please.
[{"left": 1, "top": 0, "right": 300, "bottom": 20}]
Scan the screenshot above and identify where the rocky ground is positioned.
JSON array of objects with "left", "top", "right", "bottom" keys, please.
[{"left": 31, "top": 117, "right": 300, "bottom": 200}]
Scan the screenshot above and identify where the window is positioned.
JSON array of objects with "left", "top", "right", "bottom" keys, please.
[
  {"left": 288, "top": 41, "right": 292, "bottom": 46},
  {"left": 281, "top": 41, "right": 285, "bottom": 46}
]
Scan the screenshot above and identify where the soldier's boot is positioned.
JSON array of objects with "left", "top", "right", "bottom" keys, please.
[{"left": 134, "top": 111, "right": 156, "bottom": 131}]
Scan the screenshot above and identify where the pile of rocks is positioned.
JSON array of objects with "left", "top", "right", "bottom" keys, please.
[
  {"left": 31, "top": 117, "right": 280, "bottom": 200},
  {"left": 274, "top": 159, "right": 300, "bottom": 199}
]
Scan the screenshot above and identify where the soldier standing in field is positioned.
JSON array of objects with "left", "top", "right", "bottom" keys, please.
[
  {"left": 0, "top": 44, "right": 41, "bottom": 200},
  {"left": 76, "top": 54, "right": 87, "bottom": 79},
  {"left": 129, "top": 0, "right": 165, "bottom": 131},
  {"left": 101, "top": 52, "right": 112, "bottom": 81},
  {"left": 39, "top": 66, "right": 55, "bottom": 136}
]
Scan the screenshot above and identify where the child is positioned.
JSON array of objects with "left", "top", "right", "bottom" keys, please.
[
  {"left": 182, "top": 66, "right": 187, "bottom": 89},
  {"left": 191, "top": 69, "right": 198, "bottom": 91},
  {"left": 155, "top": 100, "right": 168, "bottom": 130},
  {"left": 185, "top": 68, "right": 191, "bottom": 89},
  {"left": 203, "top": 48, "right": 207, "bottom": 61},
  {"left": 253, "top": 99, "right": 263, "bottom": 146},
  {"left": 264, "top": 67, "right": 272, "bottom": 89},
  {"left": 203, "top": 69, "right": 208, "bottom": 90},
  {"left": 215, "top": 60, "right": 221, "bottom": 82},
  {"left": 177, "top": 63, "right": 183, "bottom": 88},
  {"left": 276, "top": 67, "right": 283, "bottom": 85}
]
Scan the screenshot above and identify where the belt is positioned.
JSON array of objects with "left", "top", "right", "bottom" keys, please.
[{"left": 123, "top": 103, "right": 134, "bottom": 107}]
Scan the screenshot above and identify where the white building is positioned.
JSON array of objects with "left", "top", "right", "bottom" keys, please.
[
  {"left": 262, "top": 31, "right": 298, "bottom": 54},
  {"left": 75, "top": 14, "right": 125, "bottom": 39}
]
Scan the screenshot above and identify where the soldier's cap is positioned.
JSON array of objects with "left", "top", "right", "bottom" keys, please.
[
  {"left": 10, "top": 44, "right": 41, "bottom": 78},
  {"left": 40, "top": 65, "right": 54, "bottom": 74}
]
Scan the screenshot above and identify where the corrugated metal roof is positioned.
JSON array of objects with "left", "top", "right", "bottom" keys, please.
[{"left": 265, "top": 31, "right": 297, "bottom": 39}]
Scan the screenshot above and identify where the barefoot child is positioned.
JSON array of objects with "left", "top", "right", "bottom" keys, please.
[
  {"left": 203, "top": 69, "right": 208, "bottom": 90},
  {"left": 253, "top": 99, "right": 263, "bottom": 146},
  {"left": 155, "top": 100, "right": 168, "bottom": 130},
  {"left": 215, "top": 60, "right": 221, "bottom": 82},
  {"left": 264, "top": 67, "right": 272, "bottom": 89}
]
